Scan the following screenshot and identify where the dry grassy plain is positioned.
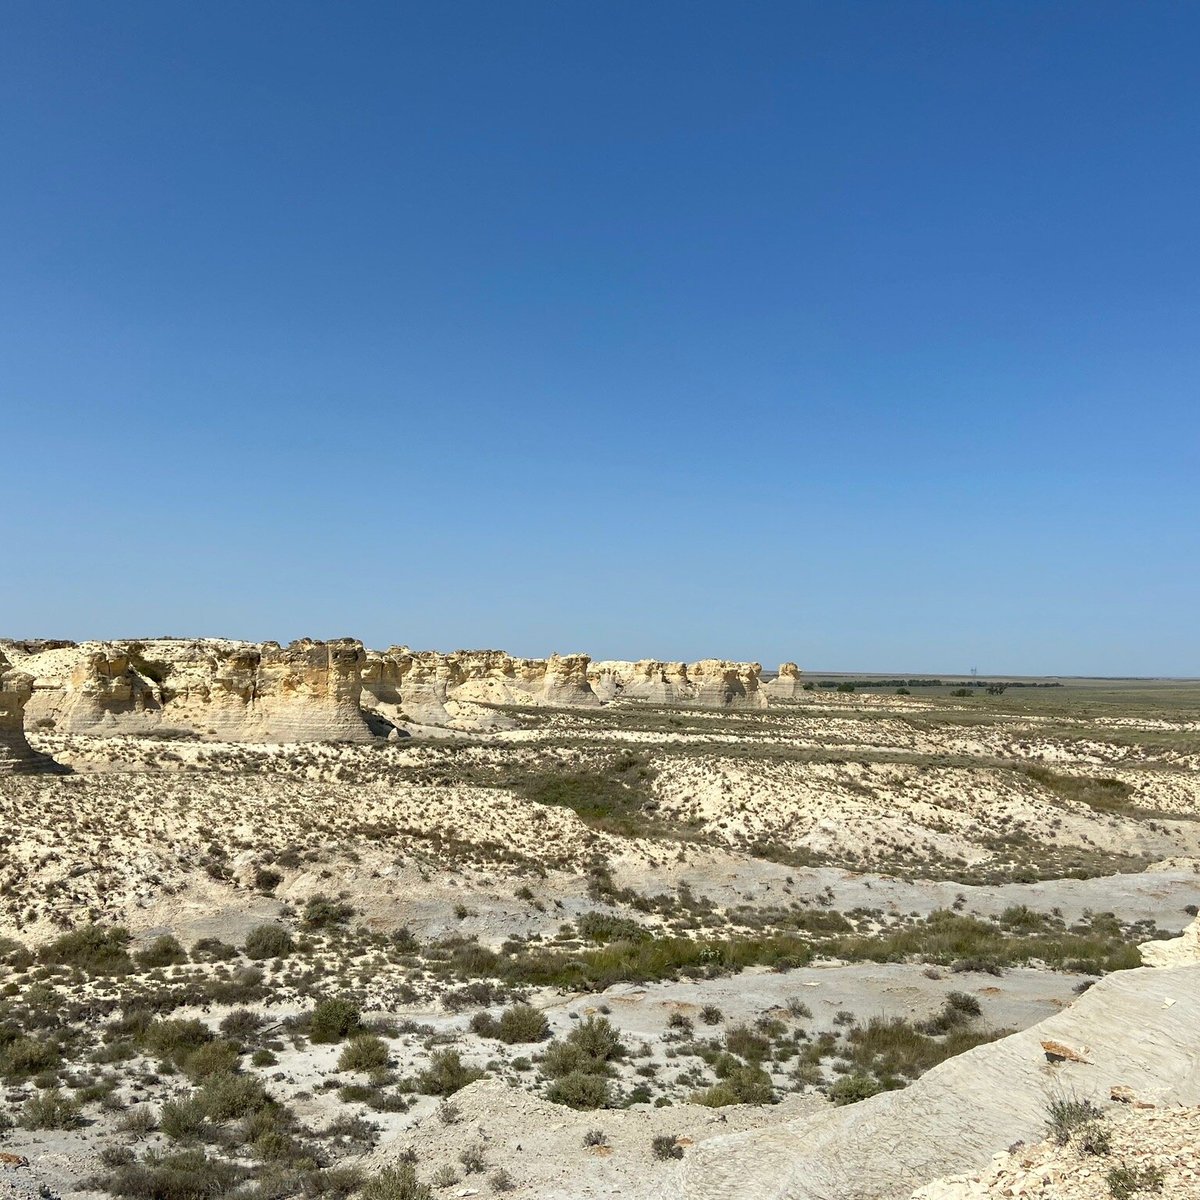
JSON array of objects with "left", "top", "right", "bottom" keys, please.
[{"left": 1, "top": 681, "right": 1197, "bottom": 1199}]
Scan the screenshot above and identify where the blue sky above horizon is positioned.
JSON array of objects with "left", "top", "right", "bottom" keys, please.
[{"left": 2, "top": 2, "right": 1198, "bottom": 675}]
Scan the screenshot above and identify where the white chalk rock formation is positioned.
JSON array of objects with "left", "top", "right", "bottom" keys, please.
[
  {"left": 587, "top": 659, "right": 767, "bottom": 708},
  {"left": 1139, "top": 913, "right": 1200, "bottom": 967},
  {"left": 14, "top": 638, "right": 374, "bottom": 743},
  {"left": 11, "top": 637, "right": 775, "bottom": 736},
  {"left": 764, "top": 662, "right": 804, "bottom": 699},
  {"left": 587, "top": 660, "right": 690, "bottom": 704},
  {"left": 360, "top": 648, "right": 599, "bottom": 726},
  {"left": 0, "top": 650, "right": 65, "bottom": 773},
  {"left": 667, "top": 963, "right": 1200, "bottom": 1200},
  {"left": 689, "top": 659, "right": 767, "bottom": 707}
]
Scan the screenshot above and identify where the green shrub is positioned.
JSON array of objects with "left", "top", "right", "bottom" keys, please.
[
  {"left": 254, "top": 867, "right": 283, "bottom": 893},
  {"left": 0, "top": 1035, "right": 61, "bottom": 1079},
  {"left": 358, "top": 1163, "right": 432, "bottom": 1200},
  {"left": 459, "top": 1142, "right": 487, "bottom": 1174},
  {"left": 243, "top": 925, "right": 294, "bottom": 961},
  {"left": 135, "top": 935, "right": 189, "bottom": 969},
  {"left": 1107, "top": 1164, "right": 1165, "bottom": 1198},
  {"left": 916, "top": 993, "right": 982, "bottom": 1035},
  {"left": 309, "top": 998, "right": 362, "bottom": 1044},
  {"left": 301, "top": 894, "right": 356, "bottom": 931},
  {"left": 829, "top": 1074, "right": 883, "bottom": 1105},
  {"left": 566, "top": 1017, "right": 624, "bottom": 1063},
  {"left": 338, "top": 1035, "right": 389, "bottom": 1072},
  {"left": 116, "top": 1105, "right": 158, "bottom": 1136},
  {"left": 692, "top": 1064, "right": 774, "bottom": 1107},
  {"left": 160, "top": 1096, "right": 208, "bottom": 1141},
  {"left": 945, "top": 990, "right": 982, "bottom": 1016},
  {"left": 496, "top": 1003, "right": 550, "bottom": 1044},
  {"left": 191, "top": 938, "right": 237, "bottom": 962},
  {"left": 1025, "top": 767, "right": 1136, "bottom": 815},
  {"left": 0, "top": 937, "right": 32, "bottom": 969},
  {"left": 144, "top": 1019, "right": 214, "bottom": 1068},
  {"left": 723, "top": 1025, "right": 770, "bottom": 1063},
  {"left": 1047, "top": 1095, "right": 1105, "bottom": 1145},
  {"left": 541, "top": 1016, "right": 626, "bottom": 1087},
  {"left": 196, "top": 1072, "right": 273, "bottom": 1120},
  {"left": 218, "top": 1009, "right": 263, "bottom": 1042},
  {"left": 1079, "top": 1122, "right": 1113, "bottom": 1156},
  {"left": 22, "top": 1087, "right": 83, "bottom": 1129},
  {"left": 38, "top": 925, "right": 133, "bottom": 974},
  {"left": 103, "top": 1148, "right": 246, "bottom": 1200},
  {"left": 415, "top": 1049, "right": 484, "bottom": 1096},
  {"left": 545, "top": 1071, "right": 610, "bottom": 1110},
  {"left": 651, "top": 1134, "right": 683, "bottom": 1160},
  {"left": 576, "top": 912, "right": 650, "bottom": 944},
  {"left": 469, "top": 1011, "right": 498, "bottom": 1038},
  {"left": 497, "top": 932, "right": 812, "bottom": 991},
  {"left": 183, "top": 1041, "right": 241, "bottom": 1081},
  {"left": 301, "top": 1166, "right": 364, "bottom": 1198}
]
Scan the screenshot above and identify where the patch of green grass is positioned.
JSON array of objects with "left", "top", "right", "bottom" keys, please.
[
  {"left": 822, "top": 909, "right": 1142, "bottom": 975},
  {"left": 844, "top": 1015, "right": 1007, "bottom": 1082},
  {"left": 497, "top": 933, "right": 812, "bottom": 991},
  {"left": 514, "top": 753, "right": 657, "bottom": 836},
  {"left": 1025, "top": 767, "right": 1138, "bottom": 815}
]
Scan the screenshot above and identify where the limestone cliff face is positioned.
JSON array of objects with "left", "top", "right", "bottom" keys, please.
[
  {"left": 689, "top": 659, "right": 767, "bottom": 708},
  {"left": 60, "top": 650, "right": 161, "bottom": 732},
  {"left": 10, "top": 637, "right": 784, "bottom": 739},
  {"left": 360, "top": 648, "right": 598, "bottom": 725},
  {"left": 0, "top": 651, "right": 65, "bottom": 773},
  {"left": 252, "top": 639, "right": 372, "bottom": 742},
  {"left": 15, "top": 638, "right": 373, "bottom": 743},
  {"left": 764, "top": 661, "right": 804, "bottom": 699},
  {"left": 587, "top": 659, "right": 767, "bottom": 708}
]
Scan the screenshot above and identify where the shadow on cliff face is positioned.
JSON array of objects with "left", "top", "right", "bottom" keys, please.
[{"left": 362, "top": 708, "right": 409, "bottom": 739}]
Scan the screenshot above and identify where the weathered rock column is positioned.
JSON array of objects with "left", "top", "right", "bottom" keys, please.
[
  {"left": 764, "top": 661, "right": 804, "bottom": 699},
  {"left": 0, "top": 651, "right": 66, "bottom": 773}
]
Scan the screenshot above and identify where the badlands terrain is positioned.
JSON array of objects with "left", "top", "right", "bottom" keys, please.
[{"left": 0, "top": 638, "right": 1197, "bottom": 1200}]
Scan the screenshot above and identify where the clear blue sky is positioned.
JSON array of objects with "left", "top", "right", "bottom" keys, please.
[{"left": 3, "top": 2, "right": 1197, "bottom": 675}]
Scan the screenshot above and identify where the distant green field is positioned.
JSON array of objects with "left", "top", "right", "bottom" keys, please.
[{"left": 786, "top": 673, "right": 1200, "bottom": 720}]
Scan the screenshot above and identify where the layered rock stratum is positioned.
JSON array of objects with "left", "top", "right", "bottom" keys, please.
[
  {"left": 9, "top": 638, "right": 374, "bottom": 743},
  {"left": 360, "top": 647, "right": 599, "bottom": 726},
  {"left": 764, "top": 661, "right": 805, "bottom": 698},
  {"left": 3, "top": 638, "right": 784, "bottom": 741},
  {"left": 587, "top": 658, "right": 767, "bottom": 707},
  {"left": 0, "top": 650, "right": 64, "bottom": 773}
]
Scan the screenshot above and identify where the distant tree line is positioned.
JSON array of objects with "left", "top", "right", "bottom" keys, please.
[{"left": 803, "top": 679, "right": 1063, "bottom": 691}]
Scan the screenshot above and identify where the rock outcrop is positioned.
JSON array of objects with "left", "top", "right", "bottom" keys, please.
[
  {"left": 8, "top": 638, "right": 788, "bottom": 739},
  {"left": 13, "top": 638, "right": 374, "bottom": 743},
  {"left": 668, "top": 963, "right": 1200, "bottom": 1200},
  {"left": 360, "top": 648, "right": 599, "bottom": 726},
  {"left": 587, "top": 660, "right": 767, "bottom": 708},
  {"left": 1139, "top": 913, "right": 1200, "bottom": 967},
  {"left": 0, "top": 651, "right": 65, "bottom": 773},
  {"left": 764, "top": 662, "right": 804, "bottom": 699}
]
